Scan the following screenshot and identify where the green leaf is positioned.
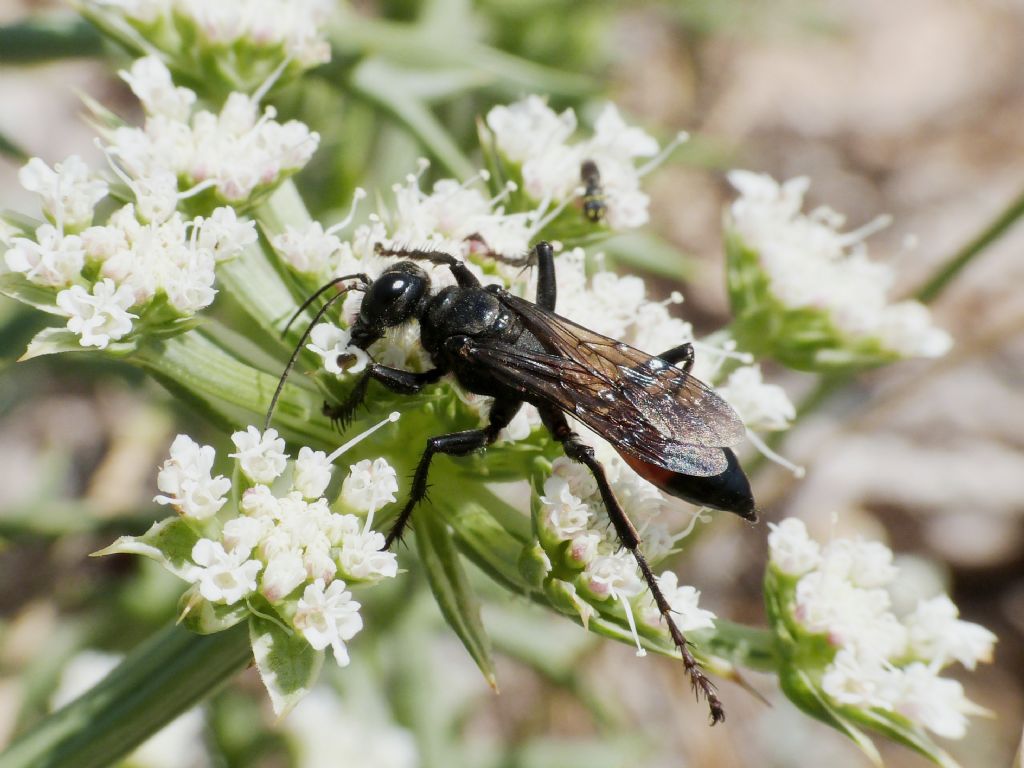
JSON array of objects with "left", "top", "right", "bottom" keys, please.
[
  {"left": 249, "top": 613, "right": 324, "bottom": 717},
  {"left": 177, "top": 585, "right": 250, "bottom": 635},
  {"left": 0, "top": 272, "right": 63, "bottom": 316},
  {"left": 93, "top": 517, "right": 201, "bottom": 580},
  {"left": 349, "top": 58, "right": 476, "bottom": 179},
  {"left": 854, "top": 709, "right": 964, "bottom": 768},
  {"left": 0, "top": 17, "right": 103, "bottom": 64},
  {"left": 415, "top": 504, "right": 497, "bottom": 689},
  {"left": 19, "top": 328, "right": 84, "bottom": 360},
  {"left": 778, "top": 666, "right": 883, "bottom": 767}
]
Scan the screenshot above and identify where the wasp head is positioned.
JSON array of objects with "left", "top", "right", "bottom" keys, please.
[{"left": 351, "top": 261, "right": 430, "bottom": 347}]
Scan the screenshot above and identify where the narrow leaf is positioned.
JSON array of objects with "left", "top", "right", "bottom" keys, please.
[
  {"left": 93, "top": 517, "right": 200, "bottom": 580},
  {"left": 249, "top": 613, "right": 324, "bottom": 717},
  {"left": 0, "top": 273, "right": 64, "bottom": 316},
  {"left": 415, "top": 504, "right": 497, "bottom": 689}
]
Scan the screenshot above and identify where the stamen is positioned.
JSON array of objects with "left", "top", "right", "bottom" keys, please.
[
  {"left": 618, "top": 591, "right": 647, "bottom": 657},
  {"left": 674, "top": 507, "right": 712, "bottom": 542},
  {"left": 177, "top": 178, "right": 217, "bottom": 200},
  {"left": 326, "top": 411, "right": 401, "bottom": 463},
  {"left": 54, "top": 169, "right": 64, "bottom": 238},
  {"left": 488, "top": 180, "right": 517, "bottom": 208},
  {"left": 638, "top": 130, "right": 690, "bottom": 178},
  {"left": 529, "top": 190, "right": 579, "bottom": 237},
  {"left": 837, "top": 213, "right": 893, "bottom": 247},
  {"left": 251, "top": 55, "right": 292, "bottom": 106},
  {"left": 326, "top": 187, "right": 367, "bottom": 236},
  {"left": 691, "top": 339, "right": 754, "bottom": 366},
  {"left": 745, "top": 428, "right": 806, "bottom": 478}
]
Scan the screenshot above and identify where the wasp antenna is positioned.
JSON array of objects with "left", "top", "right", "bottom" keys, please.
[
  {"left": 280, "top": 273, "right": 369, "bottom": 339},
  {"left": 264, "top": 274, "right": 368, "bottom": 432}
]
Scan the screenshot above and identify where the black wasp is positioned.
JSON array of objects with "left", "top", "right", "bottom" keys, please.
[
  {"left": 580, "top": 159, "right": 607, "bottom": 223},
  {"left": 268, "top": 241, "right": 755, "bottom": 724}
]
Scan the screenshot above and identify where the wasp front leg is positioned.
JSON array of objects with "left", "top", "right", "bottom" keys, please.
[{"left": 324, "top": 365, "right": 444, "bottom": 431}]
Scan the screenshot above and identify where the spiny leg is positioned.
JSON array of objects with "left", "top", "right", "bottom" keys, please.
[
  {"left": 465, "top": 238, "right": 557, "bottom": 311},
  {"left": 324, "top": 365, "right": 444, "bottom": 431},
  {"left": 384, "top": 397, "right": 522, "bottom": 548},
  {"left": 375, "top": 244, "right": 480, "bottom": 288},
  {"left": 538, "top": 405, "right": 725, "bottom": 724}
]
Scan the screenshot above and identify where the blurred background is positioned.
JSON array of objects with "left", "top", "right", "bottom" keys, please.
[{"left": 1, "top": 0, "right": 1022, "bottom": 766}]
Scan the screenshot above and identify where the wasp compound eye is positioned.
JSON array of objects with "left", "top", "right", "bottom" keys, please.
[{"left": 358, "top": 262, "right": 430, "bottom": 329}]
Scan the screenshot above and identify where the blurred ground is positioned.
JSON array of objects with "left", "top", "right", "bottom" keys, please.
[{"left": 1, "top": 1, "right": 1023, "bottom": 766}]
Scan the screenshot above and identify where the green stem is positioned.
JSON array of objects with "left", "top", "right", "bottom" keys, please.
[
  {"left": 699, "top": 620, "right": 778, "bottom": 672},
  {"left": 915, "top": 184, "right": 1024, "bottom": 303},
  {"left": 0, "top": 17, "right": 103, "bottom": 64},
  {"left": 0, "top": 623, "right": 250, "bottom": 768}
]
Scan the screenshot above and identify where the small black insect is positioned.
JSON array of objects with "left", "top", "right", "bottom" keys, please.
[
  {"left": 580, "top": 159, "right": 607, "bottom": 223},
  {"left": 267, "top": 241, "right": 754, "bottom": 724}
]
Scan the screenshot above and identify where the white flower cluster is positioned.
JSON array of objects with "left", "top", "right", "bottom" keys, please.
[
  {"left": 768, "top": 518, "right": 996, "bottom": 739},
  {"left": 538, "top": 454, "right": 715, "bottom": 654},
  {"left": 155, "top": 426, "right": 400, "bottom": 666},
  {"left": 4, "top": 154, "right": 257, "bottom": 348},
  {"left": 727, "top": 171, "right": 952, "bottom": 359},
  {"left": 486, "top": 96, "right": 684, "bottom": 230},
  {"left": 109, "top": 57, "right": 320, "bottom": 205},
  {"left": 92, "top": 0, "right": 333, "bottom": 67}
]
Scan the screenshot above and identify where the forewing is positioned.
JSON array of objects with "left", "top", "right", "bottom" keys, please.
[{"left": 464, "top": 294, "right": 745, "bottom": 476}]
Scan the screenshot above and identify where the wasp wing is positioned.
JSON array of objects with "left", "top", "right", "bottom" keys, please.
[{"left": 461, "top": 292, "right": 745, "bottom": 477}]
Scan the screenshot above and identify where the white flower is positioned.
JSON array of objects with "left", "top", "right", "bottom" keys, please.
[
  {"left": 261, "top": 548, "right": 308, "bottom": 602},
  {"left": 727, "top": 170, "right": 952, "bottom": 359},
  {"left": 222, "top": 515, "right": 269, "bottom": 556},
  {"left": 904, "top": 594, "right": 996, "bottom": 670},
  {"left": 486, "top": 96, "right": 576, "bottom": 164},
  {"left": 284, "top": 687, "right": 419, "bottom": 768},
  {"left": 18, "top": 155, "right": 108, "bottom": 231},
  {"left": 340, "top": 458, "right": 399, "bottom": 513},
  {"left": 767, "top": 518, "right": 821, "bottom": 576},
  {"left": 56, "top": 278, "right": 137, "bottom": 349},
  {"left": 885, "top": 663, "right": 984, "bottom": 740},
  {"left": 307, "top": 323, "right": 369, "bottom": 376},
  {"left": 717, "top": 365, "right": 795, "bottom": 432},
  {"left": 230, "top": 426, "right": 288, "bottom": 483},
  {"left": 337, "top": 530, "right": 398, "bottom": 581},
  {"left": 197, "top": 206, "right": 258, "bottom": 261},
  {"left": 821, "top": 648, "right": 892, "bottom": 710},
  {"left": 643, "top": 571, "right": 716, "bottom": 632},
  {"left": 567, "top": 531, "right": 601, "bottom": 566},
  {"left": 550, "top": 456, "right": 599, "bottom": 500},
  {"left": 240, "top": 484, "right": 281, "bottom": 519},
  {"left": 585, "top": 550, "right": 644, "bottom": 601},
  {"left": 293, "top": 578, "right": 364, "bottom": 666},
  {"left": 5, "top": 225, "right": 85, "bottom": 287},
  {"left": 539, "top": 475, "right": 591, "bottom": 540},
  {"left": 826, "top": 538, "right": 899, "bottom": 589},
  {"left": 154, "top": 434, "right": 232, "bottom": 519},
  {"left": 272, "top": 222, "right": 341, "bottom": 275},
  {"left": 187, "top": 539, "right": 262, "bottom": 604},
  {"left": 120, "top": 56, "right": 196, "bottom": 121},
  {"left": 292, "top": 447, "right": 333, "bottom": 499}
]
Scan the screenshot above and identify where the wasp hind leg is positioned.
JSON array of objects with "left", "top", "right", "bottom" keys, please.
[{"left": 538, "top": 405, "right": 725, "bottom": 725}]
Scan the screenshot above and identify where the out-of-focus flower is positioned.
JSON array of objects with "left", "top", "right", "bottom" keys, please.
[
  {"left": 18, "top": 156, "right": 108, "bottom": 231},
  {"left": 725, "top": 171, "right": 952, "bottom": 370},
  {"left": 765, "top": 518, "right": 994, "bottom": 742}
]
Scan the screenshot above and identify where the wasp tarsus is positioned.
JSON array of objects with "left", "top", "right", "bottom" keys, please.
[{"left": 268, "top": 240, "right": 753, "bottom": 724}]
